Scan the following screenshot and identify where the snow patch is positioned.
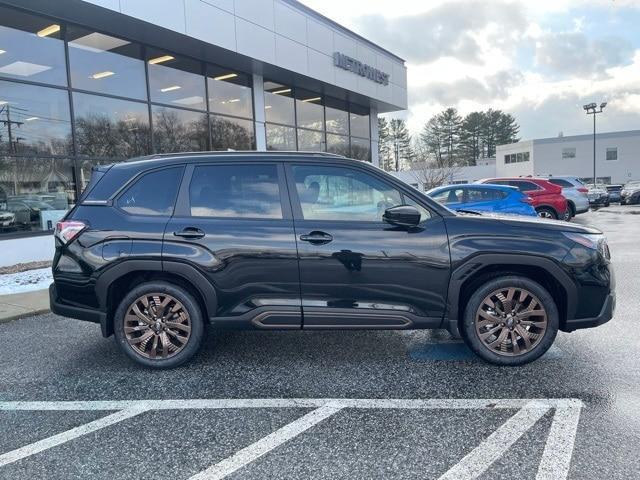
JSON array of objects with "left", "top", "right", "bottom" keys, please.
[{"left": 0, "top": 268, "right": 52, "bottom": 295}]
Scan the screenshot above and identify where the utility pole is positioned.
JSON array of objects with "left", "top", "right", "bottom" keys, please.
[
  {"left": 583, "top": 102, "right": 607, "bottom": 184},
  {"left": 0, "top": 105, "right": 24, "bottom": 154}
]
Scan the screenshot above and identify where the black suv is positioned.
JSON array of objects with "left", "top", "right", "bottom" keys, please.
[{"left": 50, "top": 152, "right": 615, "bottom": 368}]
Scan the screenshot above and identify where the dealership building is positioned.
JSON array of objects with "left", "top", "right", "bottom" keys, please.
[{"left": 0, "top": 0, "right": 407, "bottom": 264}]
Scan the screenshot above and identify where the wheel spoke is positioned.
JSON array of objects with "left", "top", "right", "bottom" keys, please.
[
  {"left": 124, "top": 292, "right": 191, "bottom": 360},
  {"left": 478, "top": 310, "right": 502, "bottom": 323},
  {"left": 510, "top": 331, "right": 520, "bottom": 355},
  {"left": 488, "top": 328, "right": 509, "bottom": 348},
  {"left": 515, "top": 325, "right": 532, "bottom": 349},
  {"left": 479, "top": 324, "right": 503, "bottom": 340}
]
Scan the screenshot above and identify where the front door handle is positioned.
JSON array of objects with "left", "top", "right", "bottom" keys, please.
[
  {"left": 299, "top": 231, "right": 333, "bottom": 245},
  {"left": 173, "top": 227, "right": 205, "bottom": 239}
]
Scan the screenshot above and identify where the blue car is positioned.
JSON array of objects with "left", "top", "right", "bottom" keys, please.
[{"left": 426, "top": 184, "right": 537, "bottom": 217}]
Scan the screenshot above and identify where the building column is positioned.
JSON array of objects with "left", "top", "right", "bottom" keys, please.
[
  {"left": 369, "top": 105, "right": 379, "bottom": 167},
  {"left": 252, "top": 73, "right": 267, "bottom": 151}
]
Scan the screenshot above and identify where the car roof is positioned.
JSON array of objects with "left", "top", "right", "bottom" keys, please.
[{"left": 117, "top": 151, "right": 354, "bottom": 169}]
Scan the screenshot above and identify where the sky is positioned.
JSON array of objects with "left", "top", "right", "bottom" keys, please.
[{"left": 299, "top": 0, "right": 640, "bottom": 140}]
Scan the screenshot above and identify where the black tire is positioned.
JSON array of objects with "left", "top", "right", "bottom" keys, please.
[
  {"left": 604, "top": 201, "right": 610, "bottom": 207},
  {"left": 536, "top": 207, "right": 558, "bottom": 220},
  {"left": 113, "top": 281, "right": 205, "bottom": 369},
  {"left": 563, "top": 203, "right": 575, "bottom": 221},
  {"left": 460, "top": 275, "right": 559, "bottom": 366}
]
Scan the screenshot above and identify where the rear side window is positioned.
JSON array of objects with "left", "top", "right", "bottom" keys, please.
[
  {"left": 510, "top": 181, "right": 540, "bottom": 192},
  {"left": 116, "top": 167, "right": 182, "bottom": 216},
  {"left": 549, "top": 179, "right": 573, "bottom": 188},
  {"left": 189, "top": 164, "right": 282, "bottom": 219}
]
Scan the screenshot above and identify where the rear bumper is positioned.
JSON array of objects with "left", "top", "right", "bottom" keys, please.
[
  {"left": 562, "top": 292, "right": 615, "bottom": 332},
  {"left": 50, "top": 283, "right": 106, "bottom": 327}
]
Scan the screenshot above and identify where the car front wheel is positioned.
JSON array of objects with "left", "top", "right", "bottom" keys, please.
[
  {"left": 461, "top": 276, "right": 559, "bottom": 366},
  {"left": 114, "top": 282, "right": 205, "bottom": 368},
  {"left": 536, "top": 207, "right": 557, "bottom": 219}
]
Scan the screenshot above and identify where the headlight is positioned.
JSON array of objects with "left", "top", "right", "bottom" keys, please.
[{"left": 563, "top": 232, "right": 610, "bottom": 259}]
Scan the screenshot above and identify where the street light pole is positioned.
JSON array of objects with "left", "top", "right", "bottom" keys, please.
[{"left": 583, "top": 102, "right": 607, "bottom": 184}]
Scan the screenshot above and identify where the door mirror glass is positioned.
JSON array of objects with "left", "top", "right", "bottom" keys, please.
[{"left": 383, "top": 205, "right": 421, "bottom": 228}]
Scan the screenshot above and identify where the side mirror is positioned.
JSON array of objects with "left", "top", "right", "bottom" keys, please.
[{"left": 383, "top": 205, "right": 421, "bottom": 228}]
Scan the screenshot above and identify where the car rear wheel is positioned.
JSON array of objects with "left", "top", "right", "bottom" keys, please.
[
  {"left": 536, "top": 207, "right": 557, "bottom": 219},
  {"left": 461, "top": 276, "right": 559, "bottom": 366},
  {"left": 114, "top": 282, "right": 205, "bottom": 368},
  {"left": 563, "top": 203, "right": 575, "bottom": 221}
]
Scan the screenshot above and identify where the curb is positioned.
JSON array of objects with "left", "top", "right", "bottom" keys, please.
[{"left": 0, "top": 308, "right": 51, "bottom": 325}]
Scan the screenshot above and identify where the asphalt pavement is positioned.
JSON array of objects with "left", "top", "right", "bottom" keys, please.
[{"left": 0, "top": 209, "right": 638, "bottom": 479}]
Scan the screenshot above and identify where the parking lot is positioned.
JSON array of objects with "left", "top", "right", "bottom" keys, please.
[{"left": 0, "top": 208, "right": 638, "bottom": 480}]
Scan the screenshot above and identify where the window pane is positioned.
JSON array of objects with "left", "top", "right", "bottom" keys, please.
[
  {"left": 292, "top": 165, "right": 401, "bottom": 221},
  {"left": 210, "top": 114, "right": 255, "bottom": 150},
  {"left": 266, "top": 124, "right": 296, "bottom": 151},
  {"left": 403, "top": 196, "right": 432, "bottom": 223},
  {"left": 325, "top": 98, "right": 349, "bottom": 134},
  {"left": 350, "top": 105, "right": 370, "bottom": 138},
  {"left": 0, "top": 7, "right": 67, "bottom": 86},
  {"left": 73, "top": 92, "right": 150, "bottom": 158},
  {"left": 152, "top": 106, "right": 208, "bottom": 153},
  {"left": 264, "top": 81, "right": 294, "bottom": 125},
  {"left": 116, "top": 167, "right": 181, "bottom": 215},
  {"left": 68, "top": 27, "right": 146, "bottom": 100},
  {"left": 189, "top": 164, "right": 282, "bottom": 218},
  {"left": 207, "top": 66, "right": 253, "bottom": 119},
  {"left": 295, "top": 90, "right": 323, "bottom": 130},
  {"left": 326, "top": 133, "right": 349, "bottom": 156},
  {"left": 0, "top": 80, "right": 72, "bottom": 156},
  {"left": 606, "top": 147, "right": 617, "bottom": 160},
  {"left": 148, "top": 53, "right": 206, "bottom": 110},
  {"left": 350, "top": 137, "right": 371, "bottom": 161},
  {"left": 0, "top": 156, "right": 75, "bottom": 235},
  {"left": 297, "top": 129, "right": 324, "bottom": 151}
]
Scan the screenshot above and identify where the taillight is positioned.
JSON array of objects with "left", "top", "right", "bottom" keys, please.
[
  {"left": 577, "top": 187, "right": 588, "bottom": 193},
  {"left": 521, "top": 196, "right": 534, "bottom": 204},
  {"left": 55, "top": 220, "right": 87, "bottom": 244}
]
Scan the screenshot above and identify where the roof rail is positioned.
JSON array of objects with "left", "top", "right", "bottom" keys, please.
[{"left": 127, "top": 150, "right": 347, "bottom": 162}]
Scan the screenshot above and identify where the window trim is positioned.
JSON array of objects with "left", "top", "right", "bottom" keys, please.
[{"left": 172, "top": 161, "right": 292, "bottom": 221}]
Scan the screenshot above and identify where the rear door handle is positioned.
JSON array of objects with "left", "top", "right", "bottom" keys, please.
[
  {"left": 173, "top": 227, "right": 205, "bottom": 239},
  {"left": 299, "top": 231, "right": 333, "bottom": 245}
]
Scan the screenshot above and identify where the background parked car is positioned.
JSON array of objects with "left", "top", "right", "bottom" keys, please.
[
  {"left": 0, "top": 211, "right": 15, "bottom": 230},
  {"left": 586, "top": 184, "right": 610, "bottom": 207},
  {"left": 606, "top": 184, "right": 623, "bottom": 203},
  {"left": 426, "top": 184, "right": 537, "bottom": 217},
  {"left": 621, "top": 181, "right": 640, "bottom": 205},
  {"left": 544, "top": 176, "right": 589, "bottom": 220},
  {"left": 477, "top": 177, "right": 568, "bottom": 220}
]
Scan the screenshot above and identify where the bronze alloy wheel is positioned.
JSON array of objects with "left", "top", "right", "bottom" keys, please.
[
  {"left": 124, "top": 293, "right": 192, "bottom": 360},
  {"left": 474, "top": 287, "right": 548, "bottom": 356}
]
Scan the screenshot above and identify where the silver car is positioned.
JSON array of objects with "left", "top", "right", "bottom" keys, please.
[{"left": 544, "top": 176, "right": 590, "bottom": 220}]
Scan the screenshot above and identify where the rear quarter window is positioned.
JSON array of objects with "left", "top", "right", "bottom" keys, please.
[
  {"left": 116, "top": 167, "right": 183, "bottom": 216},
  {"left": 549, "top": 179, "right": 573, "bottom": 188}
]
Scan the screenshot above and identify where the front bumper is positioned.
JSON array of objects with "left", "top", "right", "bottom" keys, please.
[{"left": 562, "top": 292, "right": 615, "bottom": 332}]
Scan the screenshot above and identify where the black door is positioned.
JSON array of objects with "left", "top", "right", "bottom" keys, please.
[
  {"left": 163, "top": 162, "right": 301, "bottom": 328},
  {"left": 286, "top": 162, "right": 450, "bottom": 329}
]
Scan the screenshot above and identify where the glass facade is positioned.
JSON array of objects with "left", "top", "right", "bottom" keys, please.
[
  {"left": 264, "top": 80, "right": 370, "bottom": 159},
  {"left": 0, "top": 6, "right": 374, "bottom": 239}
]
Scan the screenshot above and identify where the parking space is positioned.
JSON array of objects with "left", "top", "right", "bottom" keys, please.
[{"left": 0, "top": 209, "right": 639, "bottom": 479}]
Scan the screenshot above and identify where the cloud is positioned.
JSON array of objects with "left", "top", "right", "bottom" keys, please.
[
  {"left": 534, "top": 32, "right": 634, "bottom": 78},
  {"left": 355, "top": 1, "right": 527, "bottom": 64},
  {"left": 411, "top": 70, "right": 524, "bottom": 105}
]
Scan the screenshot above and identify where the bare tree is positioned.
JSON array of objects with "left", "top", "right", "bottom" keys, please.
[{"left": 408, "top": 136, "right": 460, "bottom": 190}]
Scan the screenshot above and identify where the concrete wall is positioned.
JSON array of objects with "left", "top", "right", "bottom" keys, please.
[
  {"left": 496, "top": 131, "right": 640, "bottom": 184},
  {"left": 80, "top": 0, "right": 408, "bottom": 111},
  {"left": 0, "top": 235, "right": 54, "bottom": 268}
]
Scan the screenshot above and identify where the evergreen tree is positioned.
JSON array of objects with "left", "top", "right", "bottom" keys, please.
[
  {"left": 377, "top": 117, "right": 393, "bottom": 171},
  {"left": 459, "top": 111, "right": 484, "bottom": 166},
  {"left": 387, "top": 118, "right": 414, "bottom": 171}
]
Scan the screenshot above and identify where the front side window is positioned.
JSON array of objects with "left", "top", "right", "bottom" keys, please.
[
  {"left": 432, "top": 188, "right": 463, "bottom": 204},
  {"left": 189, "top": 164, "right": 282, "bottom": 219},
  {"left": 117, "top": 167, "right": 182, "bottom": 216},
  {"left": 511, "top": 181, "right": 540, "bottom": 192},
  {"left": 292, "top": 165, "right": 401, "bottom": 222}
]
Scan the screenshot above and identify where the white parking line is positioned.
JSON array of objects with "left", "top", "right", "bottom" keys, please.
[
  {"left": 0, "top": 407, "right": 148, "bottom": 468},
  {"left": 189, "top": 404, "right": 343, "bottom": 480},
  {"left": 438, "top": 401, "right": 550, "bottom": 480},
  {"left": 0, "top": 398, "right": 582, "bottom": 479}
]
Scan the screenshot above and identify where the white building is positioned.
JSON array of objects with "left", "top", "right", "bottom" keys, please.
[{"left": 495, "top": 130, "right": 640, "bottom": 184}]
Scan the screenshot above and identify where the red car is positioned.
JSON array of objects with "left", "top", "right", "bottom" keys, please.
[{"left": 478, "top": 177, "right": 568, "bottom": 220}]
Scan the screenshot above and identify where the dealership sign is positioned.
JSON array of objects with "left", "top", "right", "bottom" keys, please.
[{"left": 333, "top": 52, "right": 389, "bottom": 86}]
